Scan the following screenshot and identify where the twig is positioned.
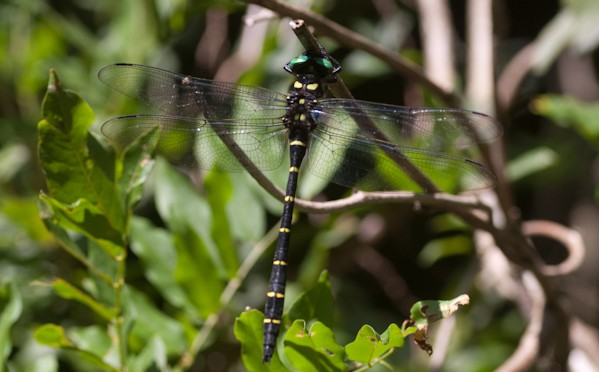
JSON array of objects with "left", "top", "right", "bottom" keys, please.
[
  {"left": 521, "top": 220, "right": 585, "bottom": 276},
  {"left": 244, "top": 0, "right": 463, "bottom": 107},
  {"left": 496, "top": 272, "right": 545, "bottom": 372},
  {"left": 416, "top": 0, "right": 456, "bottom": 92}
]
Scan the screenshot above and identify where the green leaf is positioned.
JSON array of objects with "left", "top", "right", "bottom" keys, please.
[
  {"left": 284, "top": 320, "right": 345, "bottom": 371},
  {"left": 123, "top": 286, "right": 187, "bottom": 356},
  {"left": 532, "top": 95, "right": 599, "bottom": 148},
  {"left": 118, "top": 127, "right": 159, "bottom": 210},
  {"left": 408, "top": 294, "right": 470, "bottom": 355},
  {"left": 68, "top": 325, "right": 111, "bottom": 359},
  {"left": 34, "top": 324, "right": 72, "bottom": 348},
  {"left": 127, "top": 336, "right": 168, "bottom": 372},
  {"left": 153, "top": 160, "right": 225, "bottom": 316},
  {"left": 234, "top": 309, "right": 287, "bottom": 371},
  {"left": 1, "top": 197, "right": 53, "bottom": 244},
  {"left": 34, "top": 324, "right": 118, "bottom": 370},
  {"left": 38, "top": 69, "right": 126, "bottom": 244},
  {"left": 130, "top": 217, "right": 196, "bottom": 314},
  {"left": 288, "top": 271, "right": 334, "bottom": 328},
  {"left": 345, "top": 324, "right": 404, "bottom": 364},
  {"left": 0, "top": 283, "right": 22, "bottom": 366},
  {"left": 225, "top": 173, "right": 267, "bottom": 243},
  {"left": 204, "top": 171, "right": 240, "bottom": 276},
  {"left": 506, "top": 146, "right": 559, "bottom": 182},
  {"left": 39, "top": 194, "right": 123, "bottom": 257},
  {"left": 418, "top": 235, "right": 472, "bottom": 267},
  {"left": 532, "top": 1, "right": 599, "bottom": 73},
  {"left": 45, "top": 279, "right": 117, "bottom": 320}
]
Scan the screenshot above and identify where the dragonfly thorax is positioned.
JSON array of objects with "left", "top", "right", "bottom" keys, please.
[{"left": 283, "top": 74, "right": 325, "bottom": 135}]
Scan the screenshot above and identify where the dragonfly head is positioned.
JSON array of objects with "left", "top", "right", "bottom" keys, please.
[{"left": 284, "top": 52, "right": 341, "bottom": 83}]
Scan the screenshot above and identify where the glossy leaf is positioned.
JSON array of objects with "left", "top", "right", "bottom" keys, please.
[
  {"left": 288, "top": 271, "right": 334, "bottom": 329},
  {"left": 234, "top": 309, "right": 287, "bottom": 371},
  {"left": 39, "top": 194, "right": 123, "bottom": 257},
  {"left": 38, "top": 69, "right": 125, "bottom": 235},
  {"left": 284, "top": 320, "right": 345, "bottom": 371},
  {"left": 345, "top": 324, "right": 404, "bottom": 364}
]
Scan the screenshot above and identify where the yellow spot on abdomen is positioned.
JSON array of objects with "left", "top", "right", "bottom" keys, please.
[{"left": 290, "top": 140, "right": 306, "bottom": 147}]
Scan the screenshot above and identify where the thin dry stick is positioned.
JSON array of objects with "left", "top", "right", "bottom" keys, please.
[
  {"left": 244, "top": 0, "right": 463, "bottom": 107},
  {"left": 496, "top": 272, "right": 545, "bottom": 372},
  {"left": 417, "top": 0, "right": 456, "bottom": 92}
]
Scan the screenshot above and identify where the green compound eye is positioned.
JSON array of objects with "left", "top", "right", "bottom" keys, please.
[
  {"left": 284, "top": 53, "right": 338, "bottom": 78},
  {"left": 287, "top": 55, "right": 309, "bottom": 67}
]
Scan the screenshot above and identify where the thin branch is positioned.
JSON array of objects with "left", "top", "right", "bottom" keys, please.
[
  {"left": 496, "top": 272, "right": 545, "bottom": 372},
  {"left": 521, "top": 220, "right": 585, "bottom": 276},
  {"left": 417, "top": 0, "right": 456, "bottom": 92},
  {"left": 244, "top": 0, "right": 463, "bottom": 107}
]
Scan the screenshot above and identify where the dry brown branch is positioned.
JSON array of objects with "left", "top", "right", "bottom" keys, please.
[
  {"left": 522, "top": 220, "right": 585, "bottom": 276},
  {"left": 244, "top": 0, "right": 463, "bottom": 107}
]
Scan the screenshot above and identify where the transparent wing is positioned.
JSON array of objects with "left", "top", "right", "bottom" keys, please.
[
  {"left": 307, "top": 132, "right": 496, "bottom": 192},
  {"left": 314, "top": 99, "right": 502, "bottom": 150},
  {"left": 101, "top": 115, "right": 288, "bottom": 172},
  {"left": 307, "top": 99, "right": 501, "bottom": 192},
  {"left": 98, "top": 64, "right": 288, "bottom": 120}
]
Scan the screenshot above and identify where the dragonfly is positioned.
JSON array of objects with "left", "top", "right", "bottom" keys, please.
[{"left": 98, "top": 52, "right": 501, "bottom": 363}]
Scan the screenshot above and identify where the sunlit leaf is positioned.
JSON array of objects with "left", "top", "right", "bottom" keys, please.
[
  {"left": 506, "top": 146, "right": 559, "bottom": 181},
  {"left": 532, "top": 0, "right": 599, "bottom": 73},
  {"left": 345, "top": 323, "right": 404, "bottom": 364},
  {"left": 406, "top": 294, "right": 470, "bottom": 355},
  {"left": 418, "top": 235, "right": 472, "bottom": 267},
  {"left": 34, "top": 324, "right": 72, "bottom": 348},
  {"left": 288, "top": 271, "right": 334, "bottom": 328},
  {"left": 234, "top": 309, "right": 287, "bottom": 371},
  {"left": 38, "top": 69, "right": 125, "bottom": 233},
  {"left": 532, "top": 95, "right": 599, "bottom": 147},
  {"left": 39, "top": 194, "right": 123, "bottom": 257},
  {"left": 284, "top": 320, "right": 345, "bottom": 371}
]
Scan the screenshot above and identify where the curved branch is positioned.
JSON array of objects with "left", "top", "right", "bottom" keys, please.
[
  {"left": 496, "top": 272, "right": 545, "bottom": 372},
  {"left": 521, "top": 220, "right": 585, "bottom": 276}
]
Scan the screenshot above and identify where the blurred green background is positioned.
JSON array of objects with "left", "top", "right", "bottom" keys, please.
[{"left": 1, "top": 0, "right": 599, "bottom": 370}]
